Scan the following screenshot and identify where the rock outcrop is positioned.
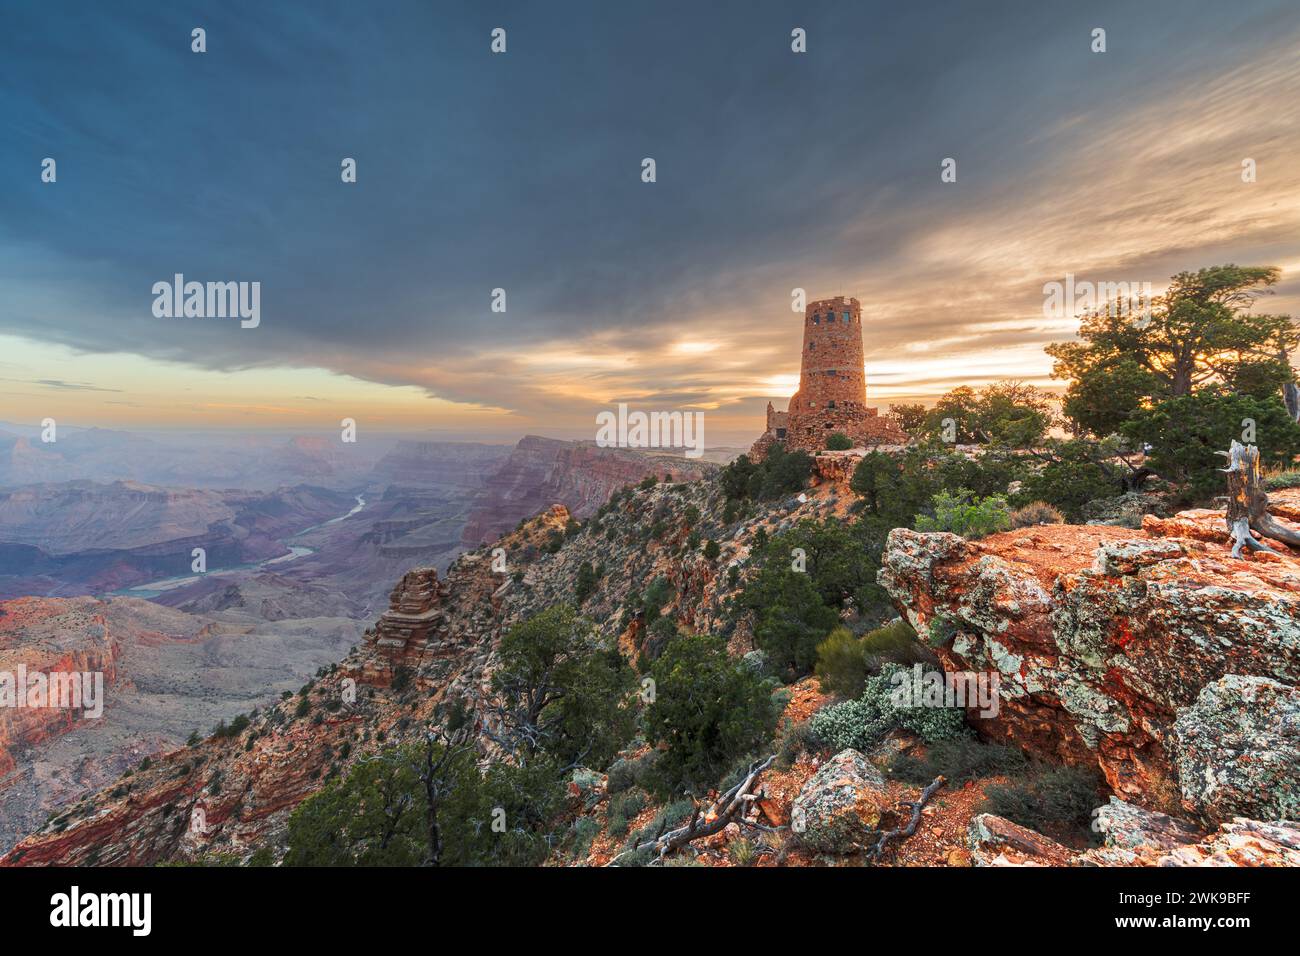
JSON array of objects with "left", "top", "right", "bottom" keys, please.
[
  {"left": 970, "top": 800, "right": 1300, "bottom": 867},
  {"left": 879, "top": 500, "right": 1300, "bottom": 824}
]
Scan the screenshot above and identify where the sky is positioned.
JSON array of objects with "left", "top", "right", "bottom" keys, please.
[{"left": 2, "top": 0, "right": 1299, "bottom": 447}]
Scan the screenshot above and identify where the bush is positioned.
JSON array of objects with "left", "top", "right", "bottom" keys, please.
[
  {"left": 1009, "top": 501, "right": 1064, "bottom": 529},
  {"left": 914, "top": 490, "right": 1011, "bottom": 539},
  {"left": 1266, "top": 470, "right": 1300, "bottom": 491},
  {"left": 606, "top": 751, "right": 660, "bottom": 795},
  {"left": 606, "top": 789, "right": 648, "bottom": 838},
  {"left": 573, "top": 562, "right": 599, "bottom": 604},
  {"left": 775, "top": 720, "right": 821, "bottom": 770},
  {"left": 825, "top": 432, "right": 852, "bottom": 451},
  {"left": 644, "top": 634, "right": 778, "bottom": 794},
  {"left": 814, "top": 627, "right": 868, "bottom": 699},
  {"left": 859, "top": 618, "right": 932, "bottom": 671},
  {"left": 890, "top": 737, "right": 1028, "bottom": 785},
  {"left": 809, "top": 664, "right": 967, "bottom": 752},
  {"left": 641, "top": 576, "right": 674, "bottom": 624},
  {"left": 981, "top": 764, "right": 1104, "bottom": 837},
  {"left": 702, "top": 539, "right": 720, "bottom": 561}
]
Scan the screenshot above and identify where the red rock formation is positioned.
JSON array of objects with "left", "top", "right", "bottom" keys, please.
[
  {"left": 0, "top": 598, "right": 119, "bottom": 776},
  {"left": 879, "top": 510, "right": 1300, "bottom": 820},
  {"left": 460, "top": 435, "right": 713, "bottom": 546}
]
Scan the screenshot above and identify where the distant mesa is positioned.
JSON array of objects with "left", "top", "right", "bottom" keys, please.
[{"left": 750, "top": 295, "right": 908, "bottom": 460}]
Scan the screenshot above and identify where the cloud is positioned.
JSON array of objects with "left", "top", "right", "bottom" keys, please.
[{"left": 1, "top": 0, "right": 1297, "bottom": 436}]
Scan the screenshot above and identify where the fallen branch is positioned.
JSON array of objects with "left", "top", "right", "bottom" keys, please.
[
  {"left": 607, "top": 755, "right": 776, "bottom": 865},
  {"left": 863, "top": 774, "right": 946, "bottom": 863}
]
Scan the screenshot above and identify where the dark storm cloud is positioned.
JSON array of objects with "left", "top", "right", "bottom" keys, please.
[{"left": 1, "top": 0, "right": 1298, "bottom": 420}]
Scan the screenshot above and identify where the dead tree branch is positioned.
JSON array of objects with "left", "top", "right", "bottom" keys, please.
[
  {"left": 863, "top": 775, "right": 946, "bottom": 863},
  {"left": 607, "top": 754, "right": 776, "bottom": 865}
]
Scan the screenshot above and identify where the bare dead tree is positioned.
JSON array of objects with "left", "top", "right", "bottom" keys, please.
[
  {"left": 607, "top": 754, "right": 776, "bottom": 865},
  {"left": 1218, "top": 440, "right": 1300, "bottom": 558},
  {"left": 862, "top": 774, "right": 945, "bottom": 863}
]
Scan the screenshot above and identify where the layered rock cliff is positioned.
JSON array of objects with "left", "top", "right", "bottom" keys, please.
[{"left": 460, "top": 436, "right": 716, "bottom": 546}]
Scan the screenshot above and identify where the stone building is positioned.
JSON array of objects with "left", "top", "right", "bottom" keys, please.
[{"left": 749, "top": 295, "right": 908, "bottom": 460}]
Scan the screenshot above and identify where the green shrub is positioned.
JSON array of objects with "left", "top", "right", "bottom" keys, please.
[
  {"left": 809, "top": 663, "right": 967, "bottom": 752},
  {"left": 825, "top": 432, "right": 852, "bottom": 451},
  {"left": 915, "top": 490, "right": 1011, "bottom": 539},
  {"left": 606, "top": 751, "right": 660, "bottom": 794},
  {"left": 729, "top": 837, "right": 759, "bottom": 866},
  {"left": 644, "top": 634, "right": 778, "bottom": 794},
  {"left": 775, "top": 720, "right": 821, "bottom": 770},
  {"left": 606, "top": 789, "right": 648, "bottom": 838},
  {"left": 814, "top": 626, "right": 868, "bottom": 699},
  {"left": 702, "top": 539, "right": 720, "bottom": 561},
  {"left": 859, "top": 618, "right": 932, "bottom": 671},
  {"left": 1266, "top": 470, "right": 1300, "bottom": 491}
]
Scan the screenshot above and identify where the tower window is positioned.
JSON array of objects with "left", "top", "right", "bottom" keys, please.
[
  {"left": 812, "top": 313, "right": 820, "bottom": 324},
  {"left": 842, "top": 311, "right": 850, "bottom": 323}
]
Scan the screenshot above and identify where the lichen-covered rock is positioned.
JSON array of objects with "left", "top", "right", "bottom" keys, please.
[
  {"left": 967, "top": 813, "right": 1074, "bottom": 866},
  {"left": 790, "top": 749, "right": 887, "bottom": 853},
  {"left": 879, "top": 514, "right": 1300, "bottom": 822},
  {"left": 1090, "top": 797, "right": 1201, "bottom": 852},
  {"left": 1171, "top": 675, "right": 1300, "bottom": 824}
]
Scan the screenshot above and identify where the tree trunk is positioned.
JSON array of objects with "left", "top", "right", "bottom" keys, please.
[
  {"left": 1223, "top": 441, "right": 1300, "bottom": 556},
  {"left": 1284, "top": 382, "right": 1300, "bottom": 423}
]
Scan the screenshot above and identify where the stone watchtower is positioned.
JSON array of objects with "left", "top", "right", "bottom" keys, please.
[
  {"left": 788, "top": 296, "right": 868, "bottom": 421},
  {"left": 749, "top": 295, "right": 908, "bottom": 459}
]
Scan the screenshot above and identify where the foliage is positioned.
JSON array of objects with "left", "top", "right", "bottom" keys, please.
[
  {"left": 825, "top": 431, "right": 852, "bottom": 450},
  {"left": 641, "top": 575, "right": 675, "bottom": 624},
  {"left": 981, "top": 764, "right": 1104, "bottom": 838},
  {"left": 1121, "top": 391, "right": 1300, "bottom": 502},
  {"left": 644, "top": 633, "right": 778, "bottom": 794},
  {"left": 573, "top": 561, "right": 600, "bottom": 604},
  {"left": 742, "top": 518, "right": 892, "bottom": 673},
  {"left": 809, "top": 664, "right": 967, "bottom": 752},
  {"left": 814, "top": 626, "right": 868, "bottom": 699},
  {"left": 1048, "top": 266, "right": 1296, "bottom": 434},
  {"left": 284, "top": 741, "right": 565, "bottom": 867},
  {"left": 859, "top": 618, "right": 932, "bottom": 671},
  {"left": 914, "top": 490, "right": 1011, "bottom": 539},
  {"left": 890, "top": 737, "right": 1028, "bottom": 785},
  {"left": 921, "top": 382, "right": 1054, "bottom": 447},
  {"left": 491, "top": 605, "right": 636, "bottom": 768},
  {"left": 719, "top": 445, "right": 813, "bottom": 501}
]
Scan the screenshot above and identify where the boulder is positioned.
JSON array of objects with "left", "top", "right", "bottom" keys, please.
[
  {"left": 790, "top": 748, "right": 888, "bottom": 853},
  {"left": 967, "top": 813, "right": 1074, "bottom": 866},
  {"left": 1171, "top": 675, "right": 1300, "bottom": 824}
]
